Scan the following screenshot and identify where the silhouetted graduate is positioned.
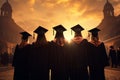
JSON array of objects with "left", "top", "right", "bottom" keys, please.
[
  {"left": 1, "top": 52, "right": 9, "bottom": 66},
  {"left": 49, "top": 24, "right": 68, "bottom": 80},
  {"left": 30, "top": 26, "right": 49, "bottom": 80},
  {"left": 109, "top": 46, "right": 117, "bottom": 68},
  {"left": 88, "top": 28, "right": 109, "bottom": 80},
  {"left": 12, "top": 31, "right": 32, "bottom": 80},
  {"left": 69, "top": 24, "right": 89, "bottom": 80}
]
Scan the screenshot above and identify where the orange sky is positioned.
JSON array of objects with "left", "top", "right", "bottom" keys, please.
[{"left": 0, "top": 0, "right": 120, "bottom": 41}]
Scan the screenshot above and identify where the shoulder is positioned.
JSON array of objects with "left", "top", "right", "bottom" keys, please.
[
  {"left": 83, "top": 39, "right": 88, "bottom": 42},
  {"left": 24, "top": 44, "right": 32, "bottom": 49},
  {"left": 99, "top": 42, "right": 105, "bottom": 47},
  {"left": 82, "top": 39, "right": 88, "bottom": 43},
  {"left": 80, "top": 39, "right": 89, "bottom": 45},
  {"left": 47, "top": 41, "right": 53, "bottom": 44},
  {"left": 49, "top": 41, "right": 58, "bottom": 46},
  {"left": 47, "top": 41, "right": 54, "bottom": 46}
]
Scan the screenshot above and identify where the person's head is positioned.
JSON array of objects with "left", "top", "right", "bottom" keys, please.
[
  {"left": 110, "top": 46, "right": 114, "bottom": 49},
  {"left": 19, "top": 31, "right": 31, "bottom": 47},
  {"left": 20, "top": 31, "right": 31, "bottom": 43},
  {"left": 88, "top": 28, "right": 100, "bottom": 42},
  {"left": 71, "top": 24, "right": 84, "bottom": 37},
  {"left": 34, "top": 26, "right": 48, "bottom": 45},
  {"left": 53, "top": 24, "right": 66, "bottom": 46}
]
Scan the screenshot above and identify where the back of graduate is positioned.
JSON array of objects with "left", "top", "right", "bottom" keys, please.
[
  {"left": 69, "top": 24, "right": 89, "bottom": 80},
  {"left": 88, "top": 28, "right": 109, "bottom": 80},
  {"left": 29, "top": 26, "right": 49, "bottom": 80},
  {"left": 12, "top": 31, "right": 32, "bottom": 80},
  {"left": 48, "top": 25, "right": 68, "bottom": 80}
]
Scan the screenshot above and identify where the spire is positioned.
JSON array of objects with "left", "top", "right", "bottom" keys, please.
[
  {"left": 0, "top": 0, "right": 12, "bottom": 17},
  {"left": 103, "top": 0, "right": 114, "bottom": 19}
]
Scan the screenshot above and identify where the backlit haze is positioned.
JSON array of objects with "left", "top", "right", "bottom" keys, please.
[{"left": 0, "top": 0, "right": 120, "bottom": 42}]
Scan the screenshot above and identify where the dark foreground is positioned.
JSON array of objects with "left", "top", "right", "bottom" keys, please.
[{"left": 0, "top": 66, "right": 120, "bottom": 80}]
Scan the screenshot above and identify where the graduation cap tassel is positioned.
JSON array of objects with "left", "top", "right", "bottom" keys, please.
[
  {"left": 53, "top": 29, "right": 54, "bottom": 36},
  {"left": 71, "top": 30, "right": 72, "bottom": 35}
]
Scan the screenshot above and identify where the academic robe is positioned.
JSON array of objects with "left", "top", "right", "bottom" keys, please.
[
  {"left": 49, "top": 41, "right": 68, "bottom": 80},
  {"left": 12, "top": 44, "right": 31, "bottom": 80},
  {"left": 29, "top": 43, "right": 49, "bottom": 80},
  {"left": 88, "top": 42, "right": 109, "bottom": 80},
  {"left": 69, "top": 39, "right": 89, "bottom": 80}
]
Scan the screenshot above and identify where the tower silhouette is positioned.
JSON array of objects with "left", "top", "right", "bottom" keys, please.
[
  {"left": 98, "top": 0, "right": 120, "bottom": 49},
  {"left": 103, "top": 0, "right": 114, "bottom": 19},
  {"left": 1, "top": 0, "right": 12, "bottom": 18}
]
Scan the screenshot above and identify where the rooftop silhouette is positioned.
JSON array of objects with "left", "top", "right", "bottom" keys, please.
[{"left": 98, "top": 0, "right": 120, "bottom": 48}]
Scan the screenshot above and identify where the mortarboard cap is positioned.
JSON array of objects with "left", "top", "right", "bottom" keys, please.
[
  {"left": 53, "top": 24, "right": 66, "bottom": 38},
  {"left": 53, "top": 24, "right": 66, "bottom": 32},
  {"left": 71, "top": 24, "right": 84, "bottom": 32},
  {"left": 88, "top": 28, "right": 100, "bottom": 37},
  {"left": 34, "top": 26, "right": 48, "bottom": 35},
  {"left": 110, "top": 46, "right": 114, "bottom": 49},
  {"left": 71, "top": 24, "right": 84, "bottom": 36},
  {"left": 20, "top": 31, "right": 31, "bottom": 40}
]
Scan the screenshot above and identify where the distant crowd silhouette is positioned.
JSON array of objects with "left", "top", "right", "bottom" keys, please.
[
  {"left": 12, "top": 24, "right": 109, "bottom": 80},
  {"left": 109, "top": 46, "right": 120, "bottom": 68},
  {"left": 0, "top": 52, "right": 13, "bottom": 66}
]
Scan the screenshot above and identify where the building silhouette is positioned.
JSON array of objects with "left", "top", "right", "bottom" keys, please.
[
  {"left": 98, "top": 0, "right": 120, "bottom": 49},
  {"left": 0, "top": 0, "right": 24, "bottom": 54}
]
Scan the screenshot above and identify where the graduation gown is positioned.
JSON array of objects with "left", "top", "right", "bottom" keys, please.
[
  {"left": 88, "top": 42, "right": 109, "bottom": 80},
  {"left": 29, "top": 43, "right": 49, "bottom": 80},
  {"left": 49, "top": 41, "right": 68, "bottom": 80},
  {"left": 69, "top": 39, "right": 89, "bottom": 80},
  {"left": 12, "top": 44, "right": 31, "bottom": 80}
]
